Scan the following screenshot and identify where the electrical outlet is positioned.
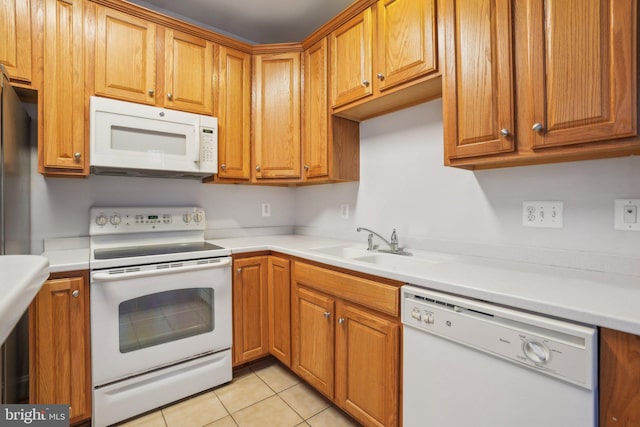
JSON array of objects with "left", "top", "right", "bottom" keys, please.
[
  {"left": 522, "top": 201, "right": 563, "bottom": 228},
  {"left": 340, "top": 204, "right": 349, "bottom": 219},
  {"left": 261, "top": 203, "right": 271, "bottom": 217},
  {"left": 614, "top": 199, "right": 640, "bottom": 231}
]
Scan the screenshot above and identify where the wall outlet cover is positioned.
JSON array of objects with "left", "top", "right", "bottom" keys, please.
[
  {"left": 522, "top": 201, "right": 563, "bottom": 228},
  {"left": 340, "top": 204, "right": 349, "bottom": 219},
  {"left": 261, "top": 203, "right": 271, "bottom": 217},
  {"left": 614, "top": 199, "right": 640, "bottom": 231}
]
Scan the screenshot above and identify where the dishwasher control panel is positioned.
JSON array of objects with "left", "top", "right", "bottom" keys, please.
[{"left": 402, "top": 285, "right": 597, "bottom": 390}]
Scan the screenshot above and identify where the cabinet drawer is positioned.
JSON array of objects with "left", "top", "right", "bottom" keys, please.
[{"left": 293, "top": 261, "right": 400, "bottom": 317}]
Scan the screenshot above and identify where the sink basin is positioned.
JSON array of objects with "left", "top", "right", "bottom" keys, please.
[
  {"left": 309, "top": 244, "right": 371, "bottom": 259},
  {"left": 352, "top": 251, "right": 455, "bottom": 272},
  {"left": 0, "top": 255, "right": 49, "bottom": 344}
]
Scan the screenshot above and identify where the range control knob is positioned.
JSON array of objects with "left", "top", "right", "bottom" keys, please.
[
  {"left": 193, "top": 212, "right": 204, "bottom": 223},
  {"left": 183, "top": 213, "right": 192, "bottom": 223},
  {"left": 96, "top": 215, "right": 108, "bottom": 226},
  {"left": 110, "top": 215, "right": 122, "bottom": 226},
  {"left": 410, "top": 309, "right": 421, "bottom": 322},
  {"left": 523, "top": 340, "right": 550, "bottom": 364}
]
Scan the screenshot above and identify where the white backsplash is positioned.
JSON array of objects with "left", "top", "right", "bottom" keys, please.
[{"left": 294, "top": 99, "right": 640, "bottom": 275}]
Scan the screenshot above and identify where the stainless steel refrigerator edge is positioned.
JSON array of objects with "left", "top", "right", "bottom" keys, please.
[{"left": 0, "top": 64, "right": 32, "bottom": 404}]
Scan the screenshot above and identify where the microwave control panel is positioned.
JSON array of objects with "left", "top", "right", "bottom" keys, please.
[{"left": 200, "top": 127, "right": 217, "bottom": 170}]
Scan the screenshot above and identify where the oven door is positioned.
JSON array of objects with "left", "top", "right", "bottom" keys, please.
[{"left": 90, "top": 257, "right": 231, "bottom": 386}]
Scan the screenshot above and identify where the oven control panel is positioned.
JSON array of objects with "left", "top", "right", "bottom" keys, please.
[{"left": 90, "top": 207, "right": 206, "bottom": 235}]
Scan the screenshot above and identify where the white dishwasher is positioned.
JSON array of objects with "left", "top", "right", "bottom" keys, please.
[{"left": 402, "top": 285, "right": 597, "bottom": 427}]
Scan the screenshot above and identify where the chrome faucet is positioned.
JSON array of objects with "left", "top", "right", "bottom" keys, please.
[{"left": 356, "top": 227, "right": 411, "bottom": 255}]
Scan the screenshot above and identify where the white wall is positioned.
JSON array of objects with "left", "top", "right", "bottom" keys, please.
[{"left": 294, "top": 100, "right": 640, "bottom": 272}]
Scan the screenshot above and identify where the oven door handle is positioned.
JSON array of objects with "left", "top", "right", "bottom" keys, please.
[{"left": 91, "top": 258, "right": 231, "bottom": 282}]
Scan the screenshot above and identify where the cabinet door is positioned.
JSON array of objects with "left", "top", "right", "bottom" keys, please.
[
  {"left": 0, "top": 0, "right": 31, "bottom": 83},
  {"left": 95, "top": 6, "right": 156, "bottom": 104},
  {"left": 376, "top": 0, "right": 437, "bottom": 91},
  {"left": 41, "top": 0, "right": 86, "bottom": 172},
  {"left": 442, "top": 0, "right": 515, "bottom": 160},
  {"left": 233, "top": 257, "right": 269, "bottom": 365},
  {"left": 330, "top": 8, "right": 373, "bottom": 108},
  {"left": 253, "top": 52, "right": 301, "bottom": 180},
  {"left": 522, "top": 0, "right": 636, "bottom": 149},
  {"left": 30, "top": 273, "right": 90, "bottom": 424},
  {"left": 292, "top": 285, "right": 335, "bottom": 398},
  {"left": 267, "top": 256, "right": 291, "bottom": 366},
  {"left": 164, "top": 29, "right": 214, "bottom": 115},
  {"left": 303, "top": 38, "right": 329, "bottom": 179},
  {"left": 600, "top": 328, "right": 640, "bottom": 426},
  {"left": 217, "top": 46, "right": 251, "bottom": 180},
  {"left": 335, "top": 302, "right": 399, "bottom": 427}
]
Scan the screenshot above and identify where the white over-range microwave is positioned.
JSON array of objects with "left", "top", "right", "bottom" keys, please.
[{"left": 90, "top": 96, "right": 218, "bottom": 179}]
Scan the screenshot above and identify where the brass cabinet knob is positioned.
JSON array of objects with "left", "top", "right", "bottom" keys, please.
[
  {"left": 304, "top": 164, "right": 309, "bottom": 171},
  {"left": 236, "top": 268, "right": 242, "bottom": 273},
  {"left": 338, "top": 317, "right": 345, "bottom": 324},
  {"left": 220, "top": 164, "right": 227, "bottom": 170},
  {"left": 74, "top": 152, "right": 81, "bottom": 160},
  {"left": 72, "top": 290, "right": 79, "bottom": 298},
  {"left": 377, "top": 73, "right": 385, "bottom": 80},
  {"left": 362, "top": 80, "right": 370, "bottom": 87},
  {"left": 256, "top": 165, "right": 261, "bottom": 172},
  {"left": 500, "top": 129, "right": 510, "bottom": 137},
  {"left": 167, "top": 93, "right": 173, "bottom": 100},
  {"left": 323, "top": 311, "right": 331, "bottom": 318},
  {"left": 148, "top": 89, "right": 155, "bottom": 96}
]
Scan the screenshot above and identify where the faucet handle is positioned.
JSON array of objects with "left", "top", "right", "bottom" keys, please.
[{"left": 390, "top": 229, "right": 398, "bottom": 244}]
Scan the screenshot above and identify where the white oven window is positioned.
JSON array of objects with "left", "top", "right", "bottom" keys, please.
[{"left": 119, "top": 288, "right": 214, "bottom": 353}]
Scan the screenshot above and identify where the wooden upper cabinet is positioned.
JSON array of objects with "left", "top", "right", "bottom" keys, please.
[
  {"left": 376, "top": 0, "right": 437, "bottom": 92},
  {"left": 164, "top": 29, "right": 214, "bottom": 115},
  {"left": 30, "top": 272, "right": 91, "bottom": 425},
  {"left": 331, "top": 9, "right": 373, "bottom": 108},
  {"left": 303, "top": 38, "right": 361, "bottom": 184},
  {"left": 252, "top": 52, "right": 301, "bottom": 180},
  {"left": 0, "top": 0, "right": 32, "bottom": 83},
  {"left": 304, "top": 38, "right": 330, "bottom": 179},
  {"left": 443, "top": 0, "right": 515, "bottom": 160},
  {"left": 94, "top": 6, "right": 156, "bottom": 105},
  {"left": 41, "top": 0, "right": 86, "bottom": 174},
  {"left": 216, "top": 46, "right": 251, "bottom": 180},
  {"left": 521, "top": 0, "right": 637, "bottom": 150}
]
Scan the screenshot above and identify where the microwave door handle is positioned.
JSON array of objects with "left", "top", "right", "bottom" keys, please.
[
  {"left": 194, "top": 128, "right": 200, "bottom": 163},
  {"left": 92, "top": 258, "right": 231, "bottom": 282}
]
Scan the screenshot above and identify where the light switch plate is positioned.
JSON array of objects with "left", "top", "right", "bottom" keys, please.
[
  {"left": 614, "top": 199, "right": 640, "bottom": 231},
  {"left": 522, "top": 201, "right": 563, "bottom": 228}
]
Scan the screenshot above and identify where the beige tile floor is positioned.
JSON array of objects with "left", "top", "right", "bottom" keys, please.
[{"left": 116, "top": 358, "right": 361, "bottom": 427}]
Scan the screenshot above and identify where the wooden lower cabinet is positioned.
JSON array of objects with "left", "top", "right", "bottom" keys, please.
[
  {"left": 600, "top": 328, "right": 640, "bottom": 426},
  {"left": 292, "top": 286, "right": 335, "bottom": 397},
  {"left": 29, "top": 271, "right": 91, "bottom": 425},
  {"left": 335, "top": 301, "right": 399, "bottom": 427},
  {"left": 292, "top": 261, "right": 401, "bottom": 427},
  {"left": 232, "top": 256, "right": 269, "bottom": 365},
  {"left": 267, "top": 256, "right": 291, "bottom": 366}
]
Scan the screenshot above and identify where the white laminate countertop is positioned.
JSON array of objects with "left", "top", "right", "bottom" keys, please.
[
  {"left": 0, "top": 255, "right": 50, "bottom": 344},
  {"left": 43, "top": 235, "right": 640, "bottom": 335}
]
